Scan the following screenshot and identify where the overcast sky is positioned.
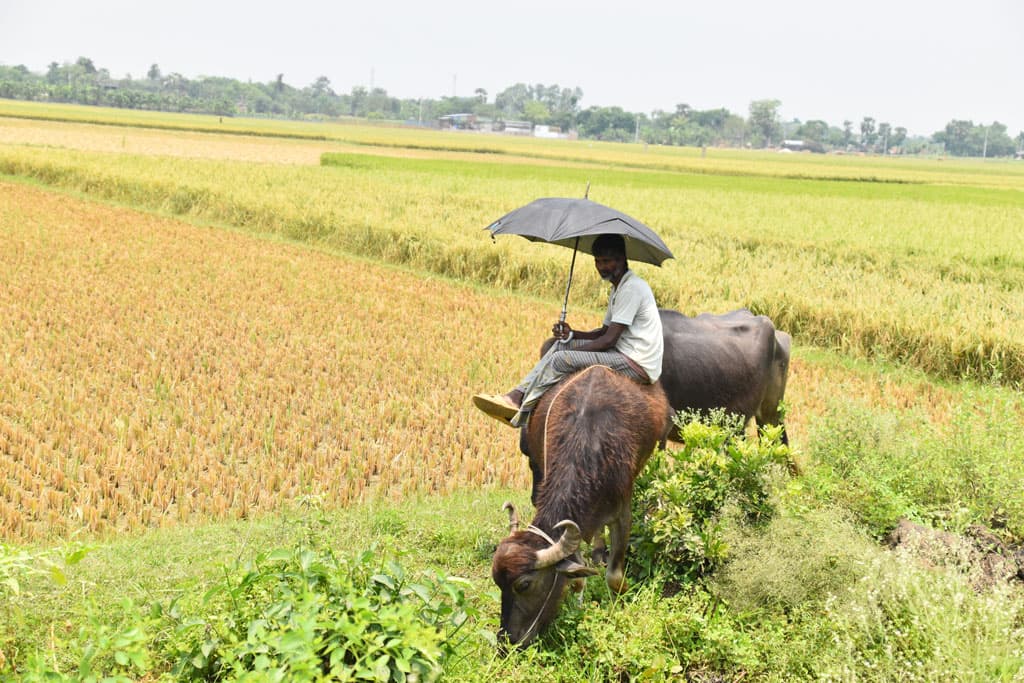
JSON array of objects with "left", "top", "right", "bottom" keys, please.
[{"left": 2, "top": 0, "right": 1021, "bottom": 137}]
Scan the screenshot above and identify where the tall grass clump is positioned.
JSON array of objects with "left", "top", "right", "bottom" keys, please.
[
  {"left": 710, "top": 507, "right": 1024, "bottom": 680},
  {"left": 812, "top": 553, "right": 1024, "bottom": 681},
  {"left": 802, "top": 394, "right": 1024, "bottom": 539}
]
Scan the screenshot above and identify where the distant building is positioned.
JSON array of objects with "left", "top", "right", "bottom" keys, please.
[
  {"left": 780, "top": 139, "right": 825, "bottom": 154},
  {"left": 438, "top": 113, "right": 478, "bottom": 130},
  {"left": 498, "top": 120, "right": 532, "bottom": 135},
  {"left": 534, "top": 125, "right": 568, "bottom": 139}
]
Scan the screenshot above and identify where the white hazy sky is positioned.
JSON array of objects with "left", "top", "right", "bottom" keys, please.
[{"left": 1, "top": 0, "right": 1021, "bottom": 137}]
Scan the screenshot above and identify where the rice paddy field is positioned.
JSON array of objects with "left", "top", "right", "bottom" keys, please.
[{"left": 1, "top": 101, "right": 1023, "bottom": 680}]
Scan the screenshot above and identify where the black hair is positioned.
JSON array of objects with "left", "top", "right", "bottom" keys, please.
[{"left": 592, "top": 233, "right": 626, "bottom": 258}]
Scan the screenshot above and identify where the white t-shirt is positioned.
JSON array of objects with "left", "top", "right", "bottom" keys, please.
[{"left": 602, "top": 269, "right": 663, "bottom": 382}]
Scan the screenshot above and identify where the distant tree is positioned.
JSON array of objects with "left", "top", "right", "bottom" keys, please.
[
  {"left": 877, "top": 122, "right": 892, "bottom": 153},
  {"left": 275, "top": 73, "right": 285, "bottom": 93},
  {"left": 692, "top": 108, "right": 729, "bottom": 133},
  {"left": 523, "top": 99, "right": 550, "bottom": 124},
  {"left": 474, "top": 87, "right": 487, "bottom": 103},
  {"left": 147, "top": 64, "right": 161, "bottom": 81},
  {"left": 860, "top": 117, "right": 876, "bottom": 150},
  {"left": 495, "top": 82, "right": 531, "bottom": 118},
  {"left": 495, "top": 83, "right": 528, "bottom": 118},
  {"left": 842, "top": 120, "right": 853, "bottom": 148},
  {"left": 977, "top": 122, "right": 1015, "bottom": 157},
  {"left": 796, "top": 119, "right": 829, "bottom": 143},
  {"left": 76, "top": 57, "right": 96, "bottom": 74},
  {"left": 890, "top": 126, "right": 907, "bottom": 151},
  {"left": 46, "top": 62, "right": 62, "bottom": 84},
  {"left": 577, "top": 105, "right": 635, "bottom": 141},
  {"left": 310, "top": 76, "right": 333, "bottom": 96},
  {"left": 721, "top": 113, "right": 748, "bottom": 146},
  {"left": 930, "top": 120, "right": 1014, "bottom": 157},
  {"left": 935, "top": 119, "right": 973, "bottom": 155},
  {"left": 748, "top": 99, "right": 782, "bottom": 147},
  {"left": 349, "top": 86, "right": 368, "bottom": 116},
  {"left": 3, "top": 64, "right": 30, "bottom": 80}
]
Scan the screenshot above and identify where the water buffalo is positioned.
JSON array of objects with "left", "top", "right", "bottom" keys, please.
[
  {"left": 658, "top": 308, "right": 791, "bottom": 444},
  {"left": 531, "top": 308, "right": 790, "bottom": 452},
  {"left": 492, "top": 365, "right": 672, "bottom": 649}
]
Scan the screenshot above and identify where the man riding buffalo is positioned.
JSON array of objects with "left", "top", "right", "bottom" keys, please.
[{"left": 473, "top": 233, "right": 664, "bottom": 427}]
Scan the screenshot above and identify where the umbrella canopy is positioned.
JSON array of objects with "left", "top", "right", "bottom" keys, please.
[
  {"left": 485, "top": 196, "right": 674, "bottom": 323},
  {"left": 486, "top": 197, "right": 674, "bottom": 266}
]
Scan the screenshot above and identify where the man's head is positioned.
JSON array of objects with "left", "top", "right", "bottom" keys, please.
[{"left": 592, "top": 234, "right": 627, "bottom": 283}]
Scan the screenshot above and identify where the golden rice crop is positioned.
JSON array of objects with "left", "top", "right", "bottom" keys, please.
[
  {"left": 0, "top": 182, "right": 973, "bottom": 542},
  {"left": 0, "top": 126, "right": 1021, "bottom": 383},
  {"left": 4, "top": 100, "right": 1023, "bottom": 188},
  {"left": 0, "top": 182, "right": 541, "bottom": 540}
]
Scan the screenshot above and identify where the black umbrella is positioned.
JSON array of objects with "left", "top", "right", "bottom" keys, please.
[{"left": 485, "top": 193, "right": 673, "bottom": 321}]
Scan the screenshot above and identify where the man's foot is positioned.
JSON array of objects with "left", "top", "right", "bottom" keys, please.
[{"left": 472, "top": 393, "right": 519, "bottom": 425}]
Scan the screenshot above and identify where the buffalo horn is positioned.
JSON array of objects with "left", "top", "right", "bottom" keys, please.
[
  {"left": 503, "top": 501, "right": 520, "bottom": 533},
  {"left": 533, "top": 520, "right": 582, "bottom": 569}
]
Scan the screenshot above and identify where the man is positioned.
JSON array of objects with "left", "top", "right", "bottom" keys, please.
[{"left": 473, "top": 233, "right": 663, "bottom": 427}]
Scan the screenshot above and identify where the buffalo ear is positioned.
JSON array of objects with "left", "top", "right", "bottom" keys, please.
[{"left": 555, "top": 559, "right": 601, "bottom": 579}]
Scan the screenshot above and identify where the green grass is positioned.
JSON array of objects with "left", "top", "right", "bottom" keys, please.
[
  {"left": 3, "top": 369, "right": 1024, "bottom": 679},
  {"left": 4, "top": 473, "right": 1022, "bottom": 680}
]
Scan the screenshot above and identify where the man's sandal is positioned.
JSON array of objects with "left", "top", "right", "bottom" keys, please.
[{"left": 472, "top": 393, "right": 519, "bottom": 424}]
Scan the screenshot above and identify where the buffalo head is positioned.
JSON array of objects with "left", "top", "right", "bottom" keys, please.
[{"left": 491, "top": 503, "right": 599, "bottom": 650}]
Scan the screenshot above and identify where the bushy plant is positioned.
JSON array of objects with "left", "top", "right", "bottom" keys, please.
[
  {"left": 1, "top": 542, "right": 93, "bottom": 678},
  {"left": 630, "top": 410, "right": 792, "bottom": 583},
  {"left": 6, "top": 541, "right": 475, "bottom": 682},
  {"left": 0, "top": 542, "right": 91, "bottom": 600},
  {"left": 161, "top": 545, "right": 475, "bottom": 681},
  {"left": 14, "top": 600, "right": 153, "bottom": 683}
]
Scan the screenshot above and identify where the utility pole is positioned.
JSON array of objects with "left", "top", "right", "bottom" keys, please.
[{"left": 982, "top": 125, "right": 989, "bottom": 159}]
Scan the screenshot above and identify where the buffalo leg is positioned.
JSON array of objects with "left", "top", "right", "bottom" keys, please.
[
  {"left": 605, "top": 502, "right": 631, "bottom": 594},
  {"left": 590, "top": 533, "right": 609, "bottom": 566}
]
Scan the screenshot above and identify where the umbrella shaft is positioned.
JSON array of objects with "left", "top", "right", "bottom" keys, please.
[{"left": 560, "top": 238, "right": 579, "bottom": 322}]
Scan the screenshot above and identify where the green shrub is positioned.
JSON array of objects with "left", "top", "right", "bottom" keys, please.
[
  {"left": 630, "top": 410, "right": 792, "bottom": 583},
  {"left": 0, "top": 542, "right": 91, "bottom": 600},
  {"left": 160, "top": 545, "right": 475, "bottom": 681},
  {"left": 7, "top": 542, "right": 475, "bottom": 682},
  {"left": 14, "top": 599, "right": 152, "bottom": 683}
]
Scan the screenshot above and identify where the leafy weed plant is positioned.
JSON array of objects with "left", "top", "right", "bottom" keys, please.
[{"left": 630, "top": 410, "right": 793, "bottom": 584}]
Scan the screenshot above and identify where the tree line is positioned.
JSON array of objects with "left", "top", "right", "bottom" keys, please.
[{"left": 1, "top": 57, "right": 1021, "bottom": 157}]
